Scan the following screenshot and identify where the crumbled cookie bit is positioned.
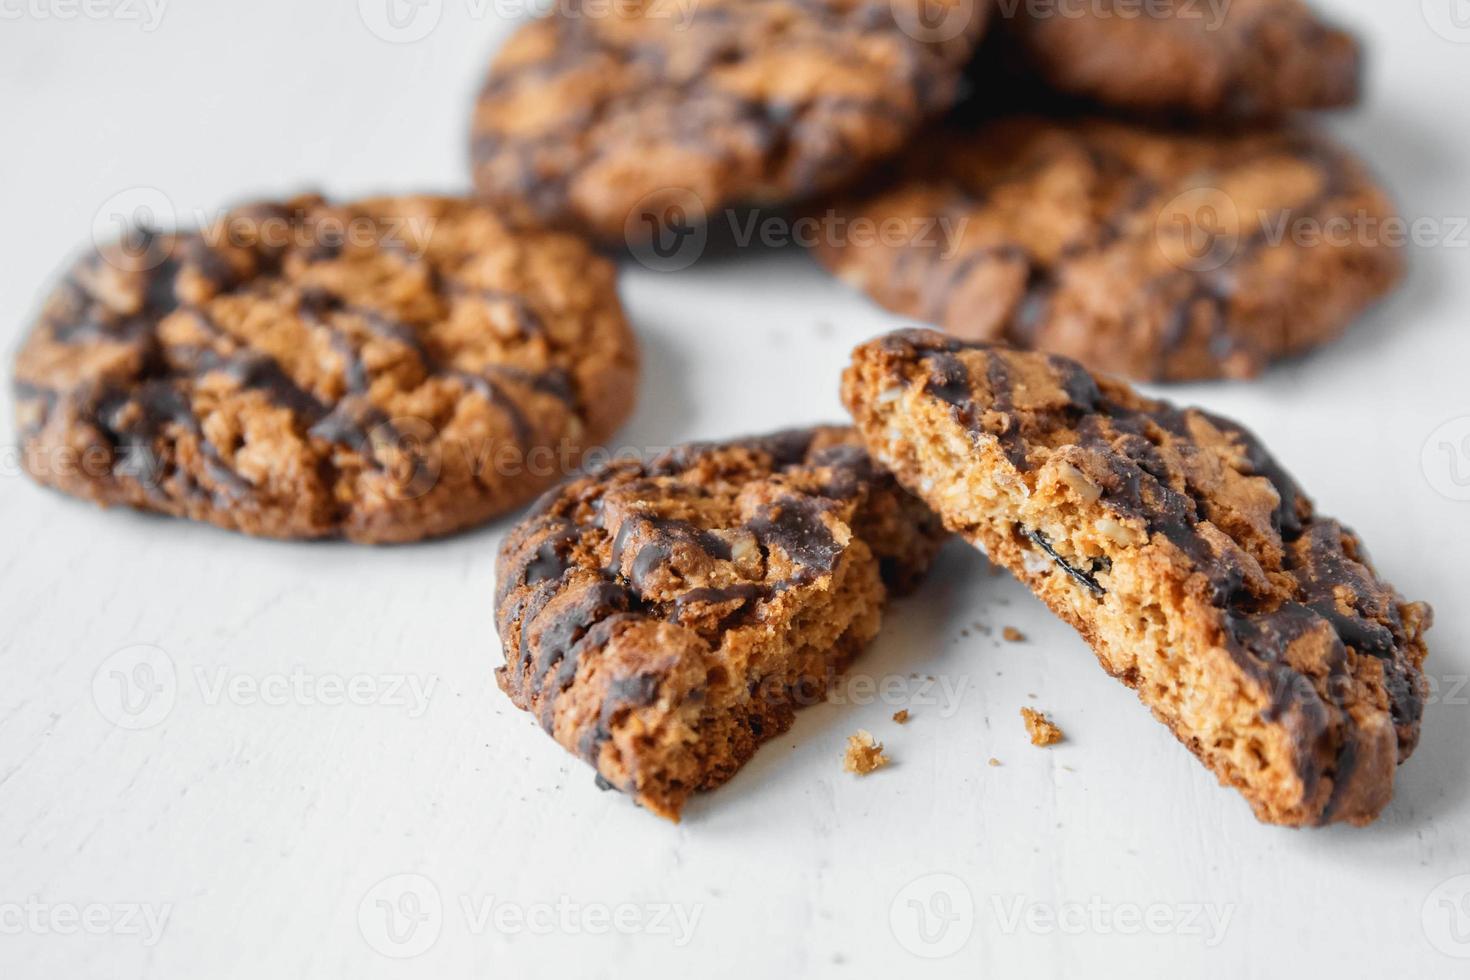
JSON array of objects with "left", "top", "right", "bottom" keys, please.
[
  {"left": 892, "top": 710, "right": 910, "bottom": 724},
  {"left": 1002, "top": 626, "right": 1025, "bottom": 642},
  {"left": 987, "top": 757, "right": 1002, "bottom": 767},
  {"left": 843, "top": 730, "right": 890, "bottom": 774},
  {"left": 1021, "top": 708, "right": 1064, "bottom": 747}
]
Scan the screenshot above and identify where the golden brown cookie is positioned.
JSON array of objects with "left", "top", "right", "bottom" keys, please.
[
  {"left": 986, "top": 0, "right": 1360, "bottom": 120},
  {"left": 470, "top": 0, "right": 990, "bottom": 245},
  {"left": 812, "top": 116, "right": 1403, "bottom": 381},
  {"left": 13, "top": 195, "right": 638, "bottom": 542},
  {"left": 494, "top": 427, "right": 946, "bottom": 820},
  {"left": 844, "top": 329, "right": 1433, "bottom": 826}
]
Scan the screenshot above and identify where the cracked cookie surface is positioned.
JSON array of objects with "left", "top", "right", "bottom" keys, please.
[
  {"left": 813, "top": 116, "right": 1403, "bottom": 381},
  {"left": 985, "top": 0, "right": 1360, "bottom": 120},
  {"left": 843, "top": 329, "right": 1432, "bottom": 826},
  {"left": 470, "top": 0, "right": 989, "bottom": 244},
  {"left": 494, "top": 426, "right": 946, "bottom": 820},
  {"left": 13, "top": 195, "right": 638, "bottom": 542}
]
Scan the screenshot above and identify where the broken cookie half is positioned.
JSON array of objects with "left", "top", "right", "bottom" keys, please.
[
  {"left": 494, "top": 426, "right": 946, "bottom": 820},
  {"left": 843, "top": 329, "right": 1432, "bottom": 827}
]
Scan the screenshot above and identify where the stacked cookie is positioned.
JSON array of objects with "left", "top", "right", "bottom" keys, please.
[
  {"left": 11, "top": 0, "right": 1430, "bottom": 827},
  {"left": 472, "top": 0, "right": 1402, "bottom": 381}
]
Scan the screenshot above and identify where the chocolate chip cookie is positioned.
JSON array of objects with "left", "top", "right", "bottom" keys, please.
[
  {"left": 986, "top": 0, "right": 1361, "bottom": 120},
  {"left": 494, "top": 427, "right": 946, "bottom": 820},
  {"left": 812, "top": 116, "right": 1403, "bottom": 381},
  {"left": 13, "top": 195, "right": 638, "bottom": 542},
  {"left": 470, "top": 0, "right": 990, "bottom": 244},
  {"left": 844, "top": 330, "right": 1432, "bottom": 826}
]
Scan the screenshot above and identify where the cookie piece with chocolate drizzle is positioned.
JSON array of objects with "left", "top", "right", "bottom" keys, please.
[
  {"left": 811, "top": 116, "right": 1403, "bottom": 381},
  {"left": 844, "top": 330, "right": 1432, "bottom": 826},
  {"left": 494, "top": 426, "right": 946, "bottom": 820},
  {"left": 469, "top": 0, "right": 989, "bottom": 244},
  {"left": 983, "top": 0, "right": 1361, "bottom": 121},
  {"left": 12, "top": 195, "right": 638, "bottom": 542}
]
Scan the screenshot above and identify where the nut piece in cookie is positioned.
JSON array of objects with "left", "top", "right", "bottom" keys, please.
[
  {"left": 13, "top": 195, "right": 638, "bottom": 542},
  {"left": 494, "top": 427, "right": 946, "bottom": 820},
  {"left": 844, "top": 329, "right": 1433, "bottom": 827},
  {"left": 985, "top": 0, "right": 1361, "bottom": 120},
  {"left": 470, "top": 0, "right": 989, "bottom": 244},
  {"left": 812, "top": 117, "right": 1403, "bottom": 382}
]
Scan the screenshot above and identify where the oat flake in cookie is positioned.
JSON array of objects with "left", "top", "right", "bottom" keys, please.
[
  {"left": 494, "top": 427, "right": 946, "bottom": 820},
  {"left": 470, "top": 0, "right": 990, "bottom": 245},
  {"left": 13, "top": 195, "right": 638, "bottom": 543},
  {"left": 986, "top": 0, "right": 1361, "bottom": 121},
  {"left": 813, "top": 117, "right": 1403, "bottom": 382},
  {"left": 844, "top": 329, "right": 1432, "bottom": 827}
]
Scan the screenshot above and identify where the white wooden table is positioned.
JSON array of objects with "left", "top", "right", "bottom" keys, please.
[{"left": 2, "top": 2, "right": 1468, "bottom": 976}]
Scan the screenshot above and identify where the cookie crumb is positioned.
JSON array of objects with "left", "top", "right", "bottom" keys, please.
[
  {"left": 843, "top": 730, "right": 890, "bottom": 774},
  {"left": 1021, "top": 708, "right": 1064, "bottom": 747},
  {"left": 892, "top": 709, "right": 910, "bottom": 724},
  {"left": 988, "top": 757, "right": 1001, "bottom": 767},
  {"left": 1002, "top": 626, "right": 1025, "bottom": 642}
]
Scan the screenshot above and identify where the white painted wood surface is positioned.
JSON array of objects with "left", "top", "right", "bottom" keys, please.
[{"left": 1, "top": 2, "right": 1468, "bottom": 976}]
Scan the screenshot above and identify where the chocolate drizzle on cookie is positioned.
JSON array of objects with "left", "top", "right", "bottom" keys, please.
[
  {"left": 13, "top": 195, "right": 635, "bottom": 541},
  {"left": 821, "top": 118, "right": 1402, "bottom": 381},
  {"left": 493, "top": 426, "right": 946, "bottom": 799},
  {"left": 470, "top": 0, "right": 982, "bottom": 241},
  {"left": 865, "top": 329, "right": 1429, "bottom": 822}
]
